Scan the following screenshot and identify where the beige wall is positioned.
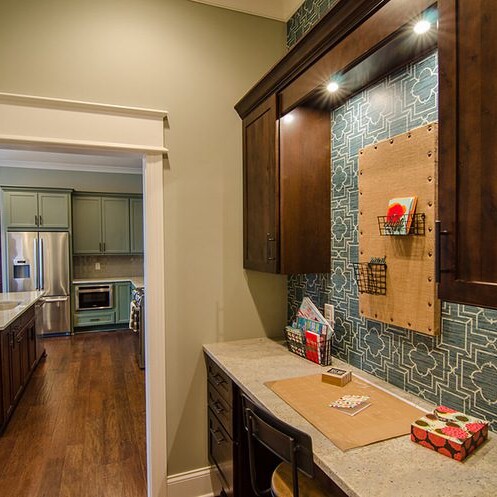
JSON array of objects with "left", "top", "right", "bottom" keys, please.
[
  {"left": 0, "top": 0, "right": 287, "bottom": 475},
  {"left": 0, "top": 166, "right": 142, "bottom": 193}
]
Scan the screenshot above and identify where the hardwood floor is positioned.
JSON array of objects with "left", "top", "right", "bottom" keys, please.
[{"left": 0, "top": 331, "right": 146, "bottom": 497}]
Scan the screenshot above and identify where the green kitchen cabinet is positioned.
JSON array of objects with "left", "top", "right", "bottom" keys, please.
[
  {"left": 38, "top": 192, "right": 70, "bottom": 229},
  {"left": 130, "top": 198, "right": 144, "bottom": 254},
  {"left": 3, "top": 190, "right": 70, "bottom": 230},
  {"left": 102, "top": 197, "right": 130, "bottom": 254},
  {"left": 115, "top": 282, "right": 132, "bottom": 324},
  {"left": 72, "top": 196, "right": 102, "bottom": 254},
  {"left": 73, "top": 310, "right": 116, "bottom": 328},
  {"left": 73, "top": 194, "right": 132, "bottom": 255}
]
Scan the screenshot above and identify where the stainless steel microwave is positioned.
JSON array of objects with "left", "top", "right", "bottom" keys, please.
[{"left": 75, "top": 284, "right": 113, "bottom": 311}]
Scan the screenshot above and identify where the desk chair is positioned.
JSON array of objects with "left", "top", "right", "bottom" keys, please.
[{"left": 241, "top": 394, "right": 332, "bottom": 497}]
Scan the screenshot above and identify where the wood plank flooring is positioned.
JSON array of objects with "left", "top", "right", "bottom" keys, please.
[{"left": 0, "top": 331, "right": 146, "bottom": 497}]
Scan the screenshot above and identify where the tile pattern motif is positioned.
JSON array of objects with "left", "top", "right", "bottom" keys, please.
[
  {"left": 285, "top": 7, "right": 497, "bottom": 429},
  {"left": 287, "top": 0, "right": 341, "bottom": 48}
]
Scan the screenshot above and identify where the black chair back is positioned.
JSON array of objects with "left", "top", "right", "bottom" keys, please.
[{"left": 241, "top": 393, "right": 314, "bottom": 497}]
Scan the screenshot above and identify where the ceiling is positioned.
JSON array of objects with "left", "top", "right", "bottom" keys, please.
[
  {"left": 0, "top": 148, "right": 143, "bottom": 175},
  {"left": 188, "top": 0, "right": 303, "bottom": 21}
]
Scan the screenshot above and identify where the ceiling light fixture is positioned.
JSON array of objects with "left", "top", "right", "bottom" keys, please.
[
  {"left": 327, "top": 81, "right": 340, "bottom": 93},
  {"left": 413, "top": 19, "right": 431, "bottom": 34}
]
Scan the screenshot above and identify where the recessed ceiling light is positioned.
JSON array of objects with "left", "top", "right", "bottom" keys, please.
[
  {"left": 414, "top": 19, "right": 431, "bottom": 34},
  {"left": 283, "top": 114, "right": 294, "bottom": 124},
  {"left": 327, "top": 81, "right": 340, "bottom": 93}
]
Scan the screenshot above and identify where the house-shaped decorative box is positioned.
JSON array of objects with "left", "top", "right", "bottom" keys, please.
[{"left": 411, "top": 406, "right": 488, "bottom": 461}]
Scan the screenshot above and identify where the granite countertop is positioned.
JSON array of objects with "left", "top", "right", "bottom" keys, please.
[
  {"left": 72, "top": 276, "right": 144, "bottom": 289},
  {"left": 0, "top": 291, "right": 45, "bottom": 330},
  {"left": 203, "top": 338, "right": 497, "bottom": 497}
]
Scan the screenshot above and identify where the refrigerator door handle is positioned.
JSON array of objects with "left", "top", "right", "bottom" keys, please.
[
  {"left": 33, "top": 238, "right": 39, "bottom": 290},
  {"left": 39, "top": 238, "right": 44, "bottom": 290}
]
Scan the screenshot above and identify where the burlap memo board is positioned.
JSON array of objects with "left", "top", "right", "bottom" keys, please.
[
  {"left": 266, "top": 374, "right": 426, "bottom": 451},
  {"left": 358, "top": 123, "right": 440, "bottom": 335}
]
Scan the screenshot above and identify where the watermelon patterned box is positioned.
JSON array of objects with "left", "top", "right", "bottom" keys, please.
[{"left": 411, "top": 406, "right": 488, "bottom": 461}]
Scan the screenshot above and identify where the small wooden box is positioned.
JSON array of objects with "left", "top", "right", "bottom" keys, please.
[{"left": 322, "top": 367, "right": 352, "bottom": 387}]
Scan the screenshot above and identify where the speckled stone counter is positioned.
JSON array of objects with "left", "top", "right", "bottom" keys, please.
[
  {"left": 0, "top": 291, "right": 45, "bottom": 330},
  {"left": 203, "top": 338, "right": 497, "bottom": 497}
]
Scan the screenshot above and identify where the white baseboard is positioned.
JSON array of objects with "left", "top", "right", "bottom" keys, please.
[{"left": 167, "top": 466, "right": 220, "bottom": 497}]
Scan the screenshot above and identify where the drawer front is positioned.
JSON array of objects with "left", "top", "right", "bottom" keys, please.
[
  {"left": 208, "top": 408, "right": 233, "bottom": 493},
  {"left": 208, "top": 380, "right": 232, "bottom": 437},
  {"left": 74, "top": 310, "right": 115, "bottom": 327},
  {"left": 206, "top": 357, "right": 232, "bottom": 406}
]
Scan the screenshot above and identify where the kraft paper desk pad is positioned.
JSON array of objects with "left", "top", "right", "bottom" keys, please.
[{"left": 266, "top": 374, "right": 426, "bottom": 451}]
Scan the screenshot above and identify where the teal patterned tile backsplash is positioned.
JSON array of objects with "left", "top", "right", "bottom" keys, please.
[
  {"left": 286, "top": 5, "right": 497, "bottom": 428},
  {"left": 287, "top": 0, "right": 341, "bottom": 48}
]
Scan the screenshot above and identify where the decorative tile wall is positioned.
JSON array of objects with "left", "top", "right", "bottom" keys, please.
[
  {"left": 286, "top": 8, "right": 497, "bottom": 428},
  {"left": 287, "top": 0, "right": 341, "bottom": 48}
]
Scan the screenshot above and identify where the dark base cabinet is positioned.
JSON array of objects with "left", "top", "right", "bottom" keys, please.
[
  {"left": 0, "top": 306, "right": 44, "bottom": 434},
  {"left": 205, "top": 354, "right": 349, "bottom": 497},
  {"left": 206, "top": 356, "right": 297, "bottom": 497}
]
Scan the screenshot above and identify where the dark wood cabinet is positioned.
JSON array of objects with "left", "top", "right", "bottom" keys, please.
[
  {"left": 0, "top": 306, "right": 41, "bottom": 434},
  {"left": 439, "top": 0, "right": 497, "bottom": 308},
  {"left": 242, "top": 97, "right": 331, "bottom": 274},
  {"left": 27, "top": 319, "right": 37, "bottom": 372},
  {"left": 243, "top": 95, "right": 279, "bottom": 273},
  {"left": 0, "top": 329, "right": 12, "bottom": 426},
  {"left": 10, "top": 325, "right": 23, "bottom": 405}
]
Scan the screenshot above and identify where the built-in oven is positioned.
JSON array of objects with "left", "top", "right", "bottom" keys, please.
[{"left": 75, "top": 284, "right": 113, "bottom": 311}]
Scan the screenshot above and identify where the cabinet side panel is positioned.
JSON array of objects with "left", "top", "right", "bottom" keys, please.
[{"left": 243, "top": 97, "right": 278, "bottom": 273}]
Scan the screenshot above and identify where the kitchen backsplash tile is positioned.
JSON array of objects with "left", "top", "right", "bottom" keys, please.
[
  {"left": 73, "top": 255, "right": 144, "bottom": 279},
  {"left": 286, "top": 5, "right": 497, "bottom": 429}
]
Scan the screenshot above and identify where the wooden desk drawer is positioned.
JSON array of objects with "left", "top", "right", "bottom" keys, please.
[
  {"left": 208, "top": 380, "right": 232, "bottom": 437},
  {"left": 206, "top": 357, "right": 232, "bottom": 407},
  {"left": 208, "top": 408, "right": 233, "bottom": 493}
]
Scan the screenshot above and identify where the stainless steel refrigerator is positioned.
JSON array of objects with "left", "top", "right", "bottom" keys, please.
[{"left": 7, "top": 231, "right": 70, "bottom": 335}]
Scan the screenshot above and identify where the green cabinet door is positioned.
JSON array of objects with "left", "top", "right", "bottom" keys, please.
[
  {"left": 115, "top": 282, "right": 131, "bottom": 324},
  {"left": 130, "top": 198, "right": 144, "bottom": 254},
  {"left": 73, "top": 196, "right": 102, "bottom": 254},
  {"left": 102, "top": 197, "right": 130, "bottom": 254},
  {"left": 38, "top": 193, "right": 70, "bottom": 229},
  {"left": 4, "top": 191, "right": 39, "bottom": 228}
]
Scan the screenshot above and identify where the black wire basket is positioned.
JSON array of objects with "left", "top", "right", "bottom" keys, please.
[
  {"left": 284, "top": 326, "right": 332, "bottom": 366},
  {"left": 353, "top": 261, "right": 387, "bottom": 295},
  {"left": 377, "top": 213, "right": 426, "bottom": 236}
]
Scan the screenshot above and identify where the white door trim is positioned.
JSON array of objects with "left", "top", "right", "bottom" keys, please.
[
  {"left": 0, "top": 93, "right": 169, "bottom": 497},
  {"left": 143, "top": 153, "right": 168, "bottom": 497}
]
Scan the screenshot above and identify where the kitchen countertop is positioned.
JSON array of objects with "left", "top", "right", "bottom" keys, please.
[
  {"left": 203, "top": 338, "right": 497, "bottom": 497},
  {"left": 0, "top": 291, "right": 45, "bottom": 330},
  {"left": 72, "top": 276, "right": 144, "bottom": 289}
]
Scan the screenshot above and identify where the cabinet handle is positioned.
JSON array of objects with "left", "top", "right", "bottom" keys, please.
[
  {"left": 213, "top": 373, "right": 226, "bottom": 387},
  {"left": 210, "top": 400, "right": 225, "bottom": 415},
  {"left": 99, "top": 242, "right": 102, "bottom": 252},
  {"left": 35, "top": 214, "right": 38, "bottom": 226},
  {"left": 266, "top": 233, "right": 276, "bottom": 262},
  {"left": 39, "top": 215, "right": 43, "bottom": 226},
  {"left": 89, "top": 318, "right": 100, "bottom": 322},
  {"left": 209, "top": 427, "right": 225, "bottom": 445},
  {"left": 435, "top": 220, "right": 450, "bottom": 283}
]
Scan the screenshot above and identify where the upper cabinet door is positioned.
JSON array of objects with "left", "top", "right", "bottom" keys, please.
[
  {"left": 439, "top": 0, "right": 497, "bottom": 308},
  {"left": 73, "top": 196, "right": 102, "bottom": 254},
  {"left": 4, "top": 191, "right": 39, "bottom": 229},
  {"left": 243, "top": 95, "right": 279, "bottom": 273},
  {"left": 102, "top": 197, "right": 130, "bottom": 254},
  {"left": 38, "top": 193, "right": 70, "bottom": 229},
  {"left": 130, "top": 198, "right": 144, "bottom": 254}
]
